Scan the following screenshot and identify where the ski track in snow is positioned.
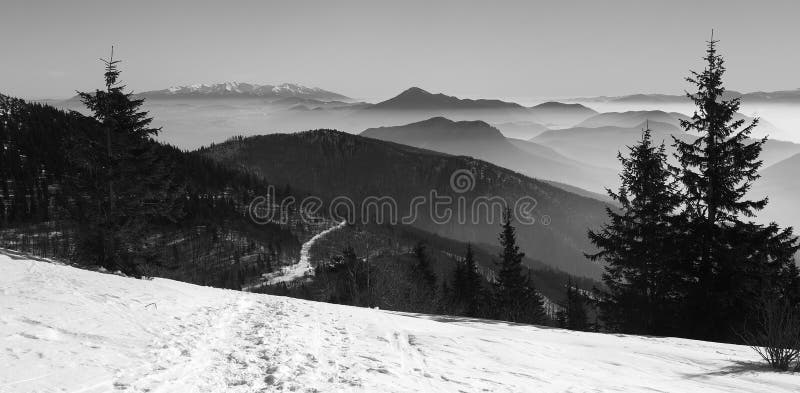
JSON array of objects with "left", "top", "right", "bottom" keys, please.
[{"left": 2, "top": 254, "right": 800, "bottom": 392}]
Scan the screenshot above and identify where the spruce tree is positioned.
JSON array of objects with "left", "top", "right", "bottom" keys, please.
[
  {"left": 450, "top": 243, "right": 484, "bottom": 317},
  {"left": 451, "top": 251, "right": 466, "bottom": 303},
  {"left": 494, "top": 208, "right": 545, "bottom": 324},
  {"left": 411, "top": 242, "right": 438, "bottom": 312},
  {"left": 413, "top": 242, "right": 437, "bottom": 291},
  {"left": 69, "top": 48, "right": 184, "bottom": 275},
  {"left": 462, "top": 243, "right": 484, "bottom": 316},
  {"left": 565, "top": 278, "right": 589, "bottom": 331},
  {"left": 340, "top": 245, "right": 366, "bottom": 305},
  {"left": 588, "top": 128, "right": 683, "bottom": 335},
  {"left": 673, "top": 35, "right": 799, "bottom": 341}
]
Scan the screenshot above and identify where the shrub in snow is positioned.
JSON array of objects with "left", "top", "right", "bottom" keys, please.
[{"left": 740, "top": 299, "right": 800, "bottom": 371}]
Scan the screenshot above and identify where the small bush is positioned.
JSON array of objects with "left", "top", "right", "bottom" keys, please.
[{"left": 740, "top": 299, "right": 800, "bottom": 371}]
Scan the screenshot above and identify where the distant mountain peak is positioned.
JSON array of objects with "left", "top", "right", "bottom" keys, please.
[
  {"left": 410, "top": 116, "right": 495, "bottom": 129},
  {"left": 412, "top": 116, "right": 452, "bottom": 124},
  {"left": 370, "top": 87, "right": 522, "bottom": 111},
  {"left": 361, "top": 116, "right": 505, "bottom": 144},
  {"left": 526, "top": 101, "right": 598, "bottom": 128},
  {"left": 532, "top": 101, "right": 592, "bottom": 109},
  {"left": 385, "top": 87, "right": 439, "bottom": 102},
  {"left": 576, "top": 110, "right": 687, "bottom": 129},
  {"left": 400, "top": 86, "right": 430, "bottom": 95}
]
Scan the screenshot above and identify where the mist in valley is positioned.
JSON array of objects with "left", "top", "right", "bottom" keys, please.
[{"left": 52, "top": 85, "right": 800, "bottom": 237}]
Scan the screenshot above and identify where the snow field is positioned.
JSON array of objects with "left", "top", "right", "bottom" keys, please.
[{"left": 2, "top": 253, "right": 799, "bottom": 392}]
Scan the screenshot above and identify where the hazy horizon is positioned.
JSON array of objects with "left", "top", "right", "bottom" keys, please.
[{"left": 3, "top": 0, "right": 800, "bottom": 101}]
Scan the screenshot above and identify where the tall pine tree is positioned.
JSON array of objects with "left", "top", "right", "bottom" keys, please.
[
  {"left": 672, "top": 35, "right": 798, "bottom": 341},
  {"left": 494, "top": 208, "right": 545, "bottom": 324},
  {"left": 68, "top": 48, "right": 184, "bottom": 275}
]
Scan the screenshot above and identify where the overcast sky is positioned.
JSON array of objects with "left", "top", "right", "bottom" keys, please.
[{"left": 1, "top": 0, "right": 798, "bottom": 101}]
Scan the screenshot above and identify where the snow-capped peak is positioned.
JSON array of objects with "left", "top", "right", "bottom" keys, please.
[
  {"left": 151, "top": 82, "right": 349, "bottom": 101},
  {"left": 271, "top": 83, "right": 322, "bottom": 94}
]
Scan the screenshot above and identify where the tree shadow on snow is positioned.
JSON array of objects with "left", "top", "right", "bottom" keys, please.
[
  {"left": 683, "top": 360, "right": 787, "bottom": 379},
  {"left": 387, "top": 311, "right": 560, "bottom": 329}
]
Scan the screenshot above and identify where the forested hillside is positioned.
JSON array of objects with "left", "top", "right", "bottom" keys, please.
[
  {"left": 200, "top": 129, "right": 613, "bottom": 278},
  {"left": 0, "top": 94, "right": 303, "bottom": 287}
]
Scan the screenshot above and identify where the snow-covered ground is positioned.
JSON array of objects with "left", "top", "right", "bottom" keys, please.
[{"left": 2, "top": 253, "right": 799, "bottom": 393}]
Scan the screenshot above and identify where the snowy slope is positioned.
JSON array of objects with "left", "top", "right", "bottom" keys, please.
[{"left": 2, "top": 254, "right": 799, "bottom": 392}]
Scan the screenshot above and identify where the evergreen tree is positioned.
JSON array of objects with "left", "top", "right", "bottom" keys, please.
[
  {"left": 413, "top": 242, "right": 437, "bottom": 291},
  {"left": 450, "top": 243, "right": 484, "bottom": 317},
  {"left": 451, "top": 251, "right": 466, "bottom": 302},
  {"left": 69, "top": 48, "right": 184, "bottom": 275},
  {"left": 672, "top": 36, "right": 799, "bottom": 341},
  {"left": 555, "top": 308, "right": 567, "bottom": 329},
  {"left": 494, "top": 208, "right": 545, "bottom": 324},
  {"left": 588, "top": 128, "right": 683, "bottom": 335},
  {"left": 462, "top": 243, "right": 484, "bottom": 316},
  {"left": 341, "top": 245, "right": 367, "bottom": 305},
  {"left": 565, "top": 278, "right": 589, "bottom": 331},
  {"left": 408, "top": 242, "right": 439, "bottom": 312}
]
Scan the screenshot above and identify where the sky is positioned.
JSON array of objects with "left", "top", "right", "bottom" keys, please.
[{"left": 1, "top": 0, "right": 799, "bottom": 101}]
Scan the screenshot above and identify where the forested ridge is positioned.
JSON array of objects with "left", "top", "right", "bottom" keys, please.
[{"left": 0, "top": 90, "right": 302, "bottom": 288}]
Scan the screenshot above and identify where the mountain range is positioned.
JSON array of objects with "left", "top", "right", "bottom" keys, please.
[
  {"left": 568, "top": 88, "right": 800, "bottom": 105},
  {"left": 138, "top": 82, "right": 352, "bottom": 102},
  {"left": 575, "top": 110, "right": 782, "bottom": 135},
  {"left": 533, "top": 121, "right": 683, "bottom": 170},
  {"left": 532, "top": 111, "right": 799, "bottom": 171},
  {"left": 492, "top": 121, "right": 550, "bottom": 139},
  {"left": 577, "top": 111, "right": 688, "bottom": 129},
  {"left": 361, "top": 116, "right": 617, "bottom": 193},
  {"left": 751, "top": 153, "right": 800, "bottom": 233},
  {"left": 131, "top": 84, "right": 597, "bottom": 127},
  {"left": 361, "top": 87, "right": 598, "bottom": 129}
]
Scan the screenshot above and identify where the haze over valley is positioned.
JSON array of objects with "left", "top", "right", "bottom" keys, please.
[{"left": 50, "top": 82, "right": 800, "bottom": 235}]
